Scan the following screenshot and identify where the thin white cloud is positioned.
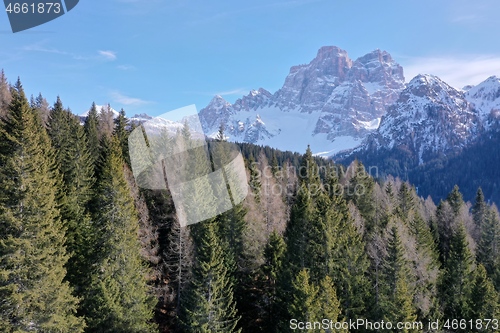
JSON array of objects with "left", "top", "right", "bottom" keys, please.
[
  {"left": 23, "top": 42, "right": 85, "bottom": 59},
  {"left": 450, "top": 14, "right": 481, "bottom": 23},
  {"left": 403, "top": 55, "right": 500, "bottom": 89},
  {"left": 215, "top": 88, "right": 249, "bottom": 96},
  {"left": 117, "top": 65, "right": 135, "bottom": 70},
  {"left": 111, "top": 91, "right": 152, "bottom": 106},
  {"left": 99, "top": 50, "right": 117, "bottom": 61}
]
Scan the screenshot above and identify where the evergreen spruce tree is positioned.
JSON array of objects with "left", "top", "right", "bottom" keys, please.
[
  {"left": 288, "top": 269, "right": 318, "bottom": 329},
  {"left": 477, "top": 206, "right": 500, "bottom": 289},
  {"left": 330, "top": 210, "right": 370, "bottom": 321},
  {"left": 472, "top": 188, "right": 488, "bottom": 234},
  {"left": 271, "top": 151, "right": 279, "bottom": 177},
  {"left": 397, "top": 182, "right": 415, "bottom": 219},
  {"left": 114, "top": 108, "right": 130, "bottom": 165},
  {"left": 83, "top": 102, "right": 100, "bottom": 168},
  {"left": 447, "top": 185, "right": 464, "bottom": 216},
  {"left": 346, "top": 161, "right": 376, "bottom": 231},
  {"left": 285, "top": 182, "right": 315, "bottom": 272},
  {"left": 248, "top": 154, "right": 261, "bottom": 202},
  {"left": 298, "top": 145, "right": 320, "bottom": 188},
  {"left": 0, "top": 79, "right": 85, "bottom": 332},
  {"left": 47, "top": 98, "right": 95, "bottom": 295},
  {"left": 379, "top": 227, "right": 418, "bottom": 332},
  {"left": 83, "top": 137, "right": 156, "bottom": 333},
  {"left": 181, "top": 221, "right": 241, "bottom": 333},
  {"left": 262, "top": 231, "right": 286, "bottom": 330},
  {"left": 469, "top": 264, "right": 499, "bottom": 328},
  {"left": 316, "top": 276, "right": 347, "bottom": 333},
  {"left": 439, "top": 223, "right": 475, "bottom": 321}
]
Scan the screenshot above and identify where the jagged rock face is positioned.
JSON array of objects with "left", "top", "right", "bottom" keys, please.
[
  {"left": 199, "top": 95, "right": 234, "bottom": 131},
  {"left": 198, "top": 46, "right": 405, "bottom": 156},
  {"left": 274, "top": 46, "right": 352, "bottom": 111},
  {"left": 359, "top": 74, "right": 481, "bottom": 164}
]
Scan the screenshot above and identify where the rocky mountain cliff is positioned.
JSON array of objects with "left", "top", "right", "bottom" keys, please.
[
  {"left": 352, "top": 74, "right": 481, "bottom": 165},
  {"left": 198, "top": 46, "right": 405, "bottom": 156}
]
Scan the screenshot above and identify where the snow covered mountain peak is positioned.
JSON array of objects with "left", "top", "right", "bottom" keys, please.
[
  {"left": 465, "top": 75, "right": 500, "bottom": 121},
  {"left": 352, "top": 74, "right": 480, "bottom": 164},
  {"left": 198, "top": 46, "right": 406, "bottom": 156}
]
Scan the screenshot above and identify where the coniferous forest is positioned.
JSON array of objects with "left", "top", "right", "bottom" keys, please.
[{"left": 2, "top": 73, "right": 500, "bottom": 332}]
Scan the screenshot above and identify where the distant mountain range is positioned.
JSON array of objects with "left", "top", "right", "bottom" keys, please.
[
  {"left": 79, "top": 46, "right": 500, "bottom": 203},
  {"left": 197, "top": 46, "right": 405, "bottom": 156}
]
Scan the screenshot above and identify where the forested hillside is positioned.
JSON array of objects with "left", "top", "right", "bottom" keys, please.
[{"left": 1, "top": 74, "right": 500, "bottom": 332}]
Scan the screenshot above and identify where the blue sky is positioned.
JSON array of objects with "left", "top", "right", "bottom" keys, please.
[{"left": 1, "top": 0, "right": 500, "bottom": 117}]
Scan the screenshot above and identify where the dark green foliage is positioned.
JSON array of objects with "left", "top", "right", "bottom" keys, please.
[
  {"left": 181, "top": 221, "right": 241, "bottom": 333},
  {"left": 48, "top": 97, "right": 95, "bottom": 293},
  {"left": 439, "top": 223, "right": 475, "bottom": 321},
  {"left": 379, "top": 227, "right": 418, "bottom": 332},
  {"left": 287, "top": 269, "right": 318, "bottom": 327},
  {"left": 83, "top": 102, "right": 100, "bottom": 168},
  {"left": 262, "top": 231, "right": 286, "bottom": 328},
  {"left": 469, "top": 264, "right": 499, "bottom": 328},
  {"left": 83, "top": 137, "right": 156, "bottom": 333},
  {"left": 346, "top": 161, "right": 376, "bottom": 228},
  {"left": 114, "top": 108, "right": 130, "bottom": 165},
  {"left": 248, "top": 154, "right": 261, "bottom": 202},
  {"left": 473, "top": 188, "right": 488, "bottom": 231},
  {"left": 0, "top": 80, "right": 85, "bottom": 332},
  {"left": 477, "top": 206, "right": 500, "bottom": 289}
]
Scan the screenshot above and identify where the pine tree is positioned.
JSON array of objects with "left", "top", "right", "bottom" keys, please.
[
  {"left": 288, "top": 269, "right": 318, "bottom": 328},
  {"left": 271, "top": 151, "right": 279, "bottom": 177},
  {"left": 248, "top": 154, "right": 261, "bottom": 202},
  {"left": 285, "top": 182, "right": 315, "bottom": 272},
  {"left": 316, "top": 276, "right": 347, "bottom": 333},
  {"left": 262, "top": 231, "right": 286, "bottom": 330},
  {"left": 379, "top": 227, "right": 418, "bottom": 332},
  {"left": 47, "top": 97, "right": 95, "bottom": 295},
  {"left": 114, "top": 108, "right": 130, "bottom": 165},
  {"left": 469, "top": 264, "right": 499, "bottom": 327},
  {"left": 298, "top": 145, "right": 320, "bottom": 189},
  {"left": 346, "top": 161, "right": 376, "bottom": 230},
  {"left": 83, "top": 102, "right": 100, "bottom": 168},
  {"left": 324, "top": 168, "right": 370, "bottom": 320},
  {"left": 472, "top": 188, "right": 488, "bottom": 234},
  {"left": 439, "top": 223, "right": 475, "bottom": 321},
  {"left": 447, "top": 185, "right": 464, "bottom": 216},
  {"left": 83, "top": 137, "right": 156, "bottom": 333},
  {"left": 181, "top": 221, "right": 241, "bottom": 333},
  {"left": 0, "top": 79, "right": 85, "bottom": 332},
  {"left": 397, "top": 182, "right": 415, "bottom": 219},
  {"left": 477, "top": 206, "right": 500, "bottom": 289}
]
